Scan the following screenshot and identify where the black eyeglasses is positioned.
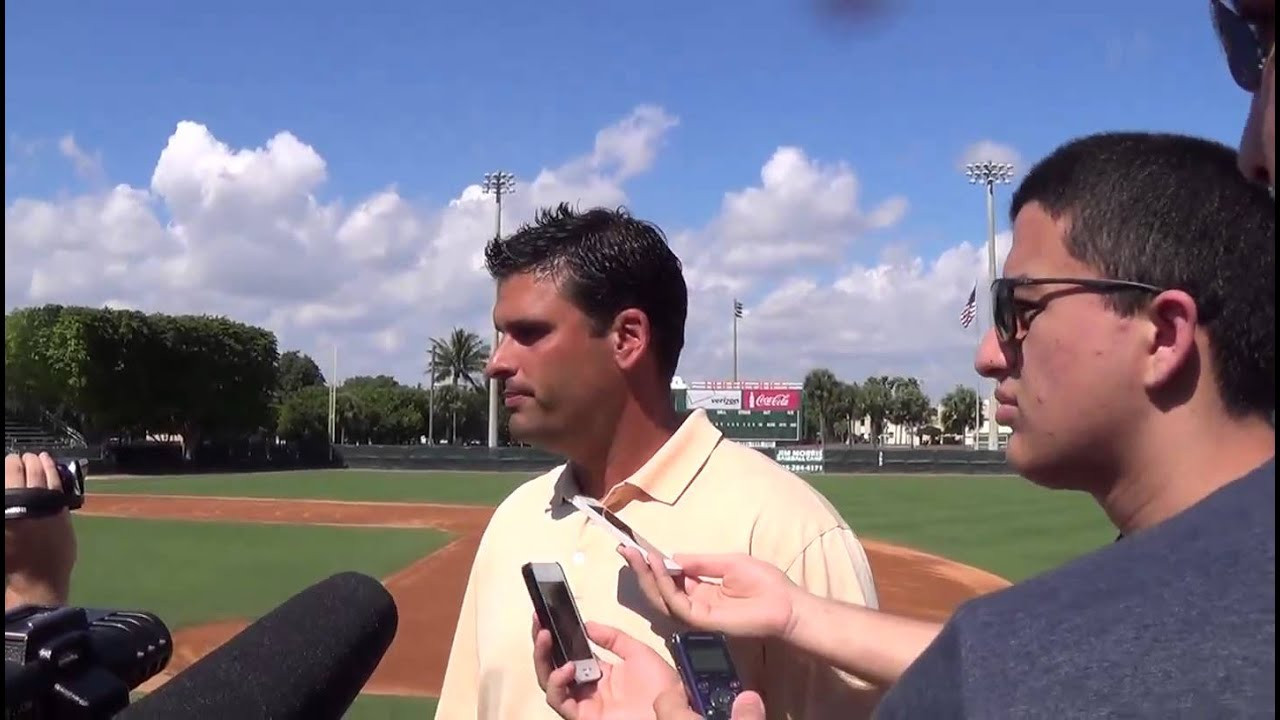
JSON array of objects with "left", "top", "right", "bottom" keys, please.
[
  {"left": 990, "top": 277, "right": 1165, "bottom": 343},
  {"left": 1211, "top": 0, "right": 1273, "bottom": 93}
]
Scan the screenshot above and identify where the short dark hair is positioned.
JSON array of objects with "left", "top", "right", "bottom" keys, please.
[
  {"left": 484, "top": 203, "right": 688, "bottom": 382},
  {"left": 1010, "top": 131, "right": 1275, "bottom": 418}
]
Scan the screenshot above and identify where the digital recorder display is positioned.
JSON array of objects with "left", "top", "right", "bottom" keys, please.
[{"left": 686, "top": 642, "right": 732, "bottom": 673}]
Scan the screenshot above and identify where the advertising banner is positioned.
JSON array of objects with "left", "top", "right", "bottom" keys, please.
[
  {"left": 740, "top": 388, "right": 801, "bottom": 412},
  {"left": 685, "top": 388, "right": 743, "bottom": 411},
  {"left": 773, "top": 446, "right": 825, "bottom": 474}
]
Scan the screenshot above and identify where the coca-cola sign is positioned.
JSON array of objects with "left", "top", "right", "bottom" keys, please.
[{"left": 741, "top": 389, "right": 801, "bottom": 411}]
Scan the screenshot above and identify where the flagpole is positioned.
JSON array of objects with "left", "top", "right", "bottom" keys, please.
[
  {"left": 961, "top": 284, "right": 981, "bottom": 450},
  {"left": 737, "top": 297, "right": 747, "bottom": 381},
  {"left": 732, "top": 299, "right": 744, "bottom": 382}
]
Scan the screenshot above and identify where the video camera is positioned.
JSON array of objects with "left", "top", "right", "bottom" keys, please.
[
  {"left": 4, "top": 604, "right": 172, "bottom": 720},
  {"left": 3, "top": 460, "right": 86, "bottom": 521}
]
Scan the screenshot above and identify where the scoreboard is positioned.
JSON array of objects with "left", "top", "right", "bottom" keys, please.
[{"left": 671, "top": 380, "right": 803, "bottom": 442}]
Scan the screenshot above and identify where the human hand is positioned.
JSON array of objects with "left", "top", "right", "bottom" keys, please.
[
  {"left": 620, "top": 547, "right": 803, "bottom": 641},
  {"left": 652, "top": 683, "right": 767, "bottom": 720},
  {"left": 4, "top": 452, "right": 78, "bottom": 609},
  {"left": 533, "top": 616, "right": 683, "bottom": 720}
]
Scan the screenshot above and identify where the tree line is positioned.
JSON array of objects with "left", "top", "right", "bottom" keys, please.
[
  {"left": 4, "top": 305, "right": 505, "bottom": 457},
  {"left": 6, "top": 305, "right": 987, "bottom": 456},
  {"left": 801, "top": 369, "right": 985, "bottom": 446}
]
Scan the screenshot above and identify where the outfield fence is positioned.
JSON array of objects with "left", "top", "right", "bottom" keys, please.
[
  {"left": 337, "top": 444, "right": 1011, "bottom": 475},
  {"left": 70, "top": 441, "right": 1010, "bottom": 476}
]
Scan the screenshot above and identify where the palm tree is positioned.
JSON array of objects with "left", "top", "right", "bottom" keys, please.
[
  {"left": 802, "top": 369, "right": 843, "bottom": 444},
  {"left": 428, "top": 328, "right": 490, "bottom": 443},
  {"left": 861, "top": 376, "right": 894, "bottom": 447},
  {"left": 429, "top": 328, "right": 490, "bottom": 390}
]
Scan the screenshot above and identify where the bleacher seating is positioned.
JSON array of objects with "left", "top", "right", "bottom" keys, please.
[{"left": 4, "top": 417, "right": 85, "bottom": 455}]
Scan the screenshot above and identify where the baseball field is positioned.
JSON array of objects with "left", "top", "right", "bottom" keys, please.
[{"left": 71, "top": 468, "right": 1115, "bottom": 718}]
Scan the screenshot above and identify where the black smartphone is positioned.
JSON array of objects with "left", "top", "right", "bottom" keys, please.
[
  {"left": 3, "top": 459, "right": 86, "bottom": 521},
  {"left": 668, "top": 631, "right": 744, "bottom": 719},
  {"left": 521, "top": 561, "right": 602, "bottom": 685}
]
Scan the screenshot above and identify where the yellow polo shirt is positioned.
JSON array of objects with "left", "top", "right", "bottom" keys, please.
[{"left": 435, "top": 409, "right": 881, "bottom": 719}]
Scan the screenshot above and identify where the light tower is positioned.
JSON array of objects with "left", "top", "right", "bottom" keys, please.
[
  {"left": 964, "top": 160, "right": 1015, "bottom": 451},
  {"left": 481, "top": 171, "right": 516, "bottom": 449}
]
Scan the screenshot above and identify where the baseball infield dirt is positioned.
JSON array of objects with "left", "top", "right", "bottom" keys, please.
[{"left": 83, "top": 494, "right": 1011, "bottom": 697}]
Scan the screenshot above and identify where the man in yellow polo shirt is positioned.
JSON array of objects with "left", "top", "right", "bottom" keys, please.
[{"left": 434, "top": 203, "right": 880, "bottom": 719}]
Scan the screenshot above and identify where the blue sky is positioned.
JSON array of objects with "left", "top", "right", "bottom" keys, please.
[{"left": 3, "top": 0, "right": 1257, "bottom": 398}]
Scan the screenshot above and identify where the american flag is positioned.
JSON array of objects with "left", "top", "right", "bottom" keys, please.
[{"left": 959, "top": 285, "right": 977, "bottom": 328}]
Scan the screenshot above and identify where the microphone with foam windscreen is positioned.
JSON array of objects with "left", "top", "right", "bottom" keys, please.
[{"left": 118, "top": 570, "right": 398, "bottom": 720}]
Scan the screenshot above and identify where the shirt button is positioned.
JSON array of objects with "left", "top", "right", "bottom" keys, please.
[{"left": 572, "top": 551, "right": 586, "bottom": 566}]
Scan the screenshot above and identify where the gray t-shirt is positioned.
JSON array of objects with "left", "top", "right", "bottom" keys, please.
[{"left": 875, "top": 458, "right": 1276, "bottom": 719}]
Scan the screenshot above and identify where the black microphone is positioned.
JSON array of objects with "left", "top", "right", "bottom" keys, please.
[{"left": 118, "top": 571, "right": 398, "bottom": 720}]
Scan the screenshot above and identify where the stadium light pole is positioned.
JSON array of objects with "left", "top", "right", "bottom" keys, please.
[
  {"left": 965, "top": 160, "right": 1015, "bottom": 451},
  {"left": 481, "top": 171, "right": 516, "bottom": 449},
  {"left": 328, "top": 344, "right": 338, "bottom": 460}
]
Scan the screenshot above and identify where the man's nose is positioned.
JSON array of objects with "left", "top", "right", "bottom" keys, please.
[
  {"left": 1237, "top": 80, "right": 1273, "bottom": 187},
  {"left": 974, "top": 327, "right": 1011, "bottom": 379},
  {"left": 485, "top": 334, "right": 512, "bottom": 380}
]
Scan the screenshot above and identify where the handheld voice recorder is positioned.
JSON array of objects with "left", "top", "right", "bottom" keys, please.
[{"left": 668, "top": 631, "right": 743, "bottom": 719}]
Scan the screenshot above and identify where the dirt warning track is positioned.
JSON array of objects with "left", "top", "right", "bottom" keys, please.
[{"left": 84, "top": 494, "right": 1010, "bottom": 696}]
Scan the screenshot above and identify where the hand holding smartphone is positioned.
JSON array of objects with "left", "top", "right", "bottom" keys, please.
[
  {"left": 568, "top": 494, "right": 683, "bottom": 574},
  {"left": 522, "top": 561, "right": 603, "bottom": 685}
]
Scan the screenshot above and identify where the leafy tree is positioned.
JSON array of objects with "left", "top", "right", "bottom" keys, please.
[
  {"left": 4, "top": 305, "right": 279, "bottom": 459},
  {"left": 888, "top": 377, "right": 932, "bottom": 447},
  {"left": 276, "top": 385, "right": 331, "bottom": 444},
  {"left": 940, "top": 386, "right": 983, "bottom": 437},
  {"left": 278, "top": 350, "right": 326, "bottom": 395}
]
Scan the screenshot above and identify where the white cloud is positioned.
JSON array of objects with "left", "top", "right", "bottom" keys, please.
[
  {"left": 5, "top": 107, "right": 1013, "bottom": 402},
  {"left": 677, "top": 146, "right": 909, "bottom": 276},
  {"left": 958, "top": 140, "right": 1025, "bottom": 177},
  {"left": 58, "top": 134, "right": 105, "bottom": 182}
]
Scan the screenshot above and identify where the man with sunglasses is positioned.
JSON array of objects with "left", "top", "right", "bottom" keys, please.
[
  {"left": 1214, "top": 0, "right": 1274, "bottom": 184},
  {"left": 535, "top": 132, "right": 1275, "bottom": 719}
]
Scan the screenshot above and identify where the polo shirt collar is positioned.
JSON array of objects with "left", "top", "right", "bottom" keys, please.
[{"left": 551, "top": 409, "right": 723, "bottom": 508}]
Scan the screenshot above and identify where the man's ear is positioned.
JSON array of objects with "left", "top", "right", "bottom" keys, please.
[
  {"left": 611, "top": 308, "right": 650, "bottom": 372},
  {"left": 1143, "top": 289, "right": 1199, "bottom": 391}
]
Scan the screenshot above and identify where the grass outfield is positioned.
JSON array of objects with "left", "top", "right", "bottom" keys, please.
[
  {"left": 70, "top": 516, "right": 451, "bottom": 628},
  {"left": 93, "top": 469, "right": 525, "bottom": 506},
  {"left": 88, "top": 468, "right": 1113, "bottom": 718},
  {"left": 94, "top": 469, "right": 1114, "bottom": 582},
  {"left": 346, "top": 694, "right": 438, "bottom": 719}
]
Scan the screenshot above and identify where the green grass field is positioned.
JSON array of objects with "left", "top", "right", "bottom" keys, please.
[
  {"left": 86, "top": 468, "right": 1115, "bottom": 718},
  {"left": 69, "top": 516, "right": 451, "bottom": 628},
  {"left": 94, "top": 469, "right": 1113, "bottom": 582}
]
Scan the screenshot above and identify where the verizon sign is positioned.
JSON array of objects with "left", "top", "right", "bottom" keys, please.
[
  {"left": 741, "top": 389, "right": 801, "bottom": 411},
  {"left": 686, "top": 389, "right": 743, "bottom": 410}
]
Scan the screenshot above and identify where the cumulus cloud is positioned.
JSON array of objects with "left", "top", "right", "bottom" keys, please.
[{"left": 5, "top": 107, "right": 1010, "bottom": 400}]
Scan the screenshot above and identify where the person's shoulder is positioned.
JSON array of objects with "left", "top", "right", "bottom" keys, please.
[
  {"left": 708, "top": 439, "right": 842, "bottom": 516},
  {"left": 950, "top": 458, "right": 1277, "bottom": 644},
  {"left": 703, "top": 440, "right": 860, "bottom": 562},
  {"left": 485, "top": 463, "right": 565, "bottom": 523}
]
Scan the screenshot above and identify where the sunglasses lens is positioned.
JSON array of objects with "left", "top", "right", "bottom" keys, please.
[
  {"left": 1214, "top": 1, "right": 1263, "bottom": 91},
  {"left": 993, "top": 282, "right": 1013, "bottom": 341}
]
